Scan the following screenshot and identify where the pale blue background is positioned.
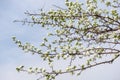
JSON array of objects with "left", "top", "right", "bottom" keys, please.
[{"left": 0, "top": 0, "right": 120, "bottom": 80}]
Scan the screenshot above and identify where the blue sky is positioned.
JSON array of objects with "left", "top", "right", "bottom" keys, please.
[{"left": 0, "top": 0, "right": 120, "bottom": 80}]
